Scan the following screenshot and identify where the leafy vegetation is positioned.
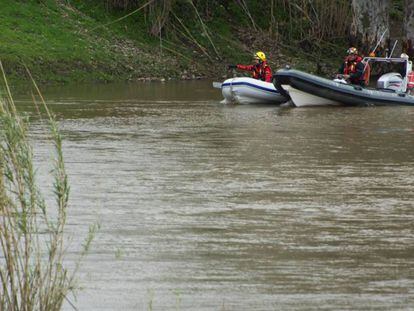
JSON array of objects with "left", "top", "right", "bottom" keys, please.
[{"left": 0, "top": 0, "right": 406, "bottom": 84}]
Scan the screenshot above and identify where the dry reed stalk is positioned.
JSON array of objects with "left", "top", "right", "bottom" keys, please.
[
  {"left": 158, "top": 39, "right": 194, "bottom": 62},
  {"left": 171, "top": 11, "right": 213, "bottom": 61},
  {"left": 91, "top": 0, "right": 156, "bottom": 32},
  {"left": 236, "top": 0, "right": 258, "bottom": 31},
  {"left": 148, "top": 0, "right": 173, "bottom": 36},
  {"left": 271, "top": 0, "right": 351, "bottom": 43},
  {"left": 188, "top": 0, "right": 221, "bottom": 59}
]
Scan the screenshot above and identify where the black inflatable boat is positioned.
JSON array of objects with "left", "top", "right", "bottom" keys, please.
[{"left": 273, "top": 56, "right": 414, "bottom": 107}]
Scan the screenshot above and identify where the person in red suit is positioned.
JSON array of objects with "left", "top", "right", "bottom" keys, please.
[
  {"left": 337, "top": 47, "right": 366, "bottom": 86},
  {"left": 228, "top": 51, "right": 273, "bottom": 83}
]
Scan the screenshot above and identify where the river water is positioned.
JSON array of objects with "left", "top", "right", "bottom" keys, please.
[{"left": 16, "top": 81, "right": 414, "bottom": 310}]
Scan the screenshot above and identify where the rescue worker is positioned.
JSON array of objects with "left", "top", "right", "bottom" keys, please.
[
  {"left": 337, "top": 47, "right": 366, "bottom": 86},
  {"left": 228, "top": 51, "right": 273, "bottom": 83}
]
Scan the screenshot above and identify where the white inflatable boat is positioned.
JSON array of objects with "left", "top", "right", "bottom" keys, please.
[{"left": 216, "top": 77, "right": 288, "bottom": 104}]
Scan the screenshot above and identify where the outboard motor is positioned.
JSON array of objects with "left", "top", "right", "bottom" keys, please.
[{"left": 377, "top": 72, "right": 403, "bottom": 91}]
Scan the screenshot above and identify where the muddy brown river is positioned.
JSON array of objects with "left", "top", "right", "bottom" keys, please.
[{"left": 15, "top": 80, "right": 414, "bottom": 310}]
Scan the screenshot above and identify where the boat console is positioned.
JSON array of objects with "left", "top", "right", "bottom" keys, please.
[{"left": 363, "top": 56, "right": 412, "bottom": 93}]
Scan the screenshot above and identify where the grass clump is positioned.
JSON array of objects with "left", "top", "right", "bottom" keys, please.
[{"left": 0, "top": 62, "right": 97, "bottom": 310}]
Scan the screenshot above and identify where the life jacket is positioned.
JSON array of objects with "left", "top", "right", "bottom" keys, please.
[
  {"left": 408, "top": 71, "right": 414, "bottom": 90},
  {"left": 343, "top": 55, "right": 366, "bottom": 85},
  {"left": 237, "top": 61, "right": 273, "bottom": 82},
  {"left": 343, "top": 55, "right": 363, "bottom": 75},
  {"left": 363, "top": 61, "right": 371, "bottom": 86}
]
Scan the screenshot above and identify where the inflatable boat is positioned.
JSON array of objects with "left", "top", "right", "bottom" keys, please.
[
  {"left": 216, "top": 77, "right": 288, "bottom": 104},
  {"left": 273, "top": 56, "right": 414, "bottom": 107}
]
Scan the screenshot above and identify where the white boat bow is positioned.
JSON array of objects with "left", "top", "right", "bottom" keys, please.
[{"left": 219, "top": 77, "right": 287, "bottom": 104}]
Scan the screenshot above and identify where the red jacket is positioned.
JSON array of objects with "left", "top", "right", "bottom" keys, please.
[
  {"left": 339, "top": 55, "right": 365, "bottom": 85},
  {"left": 237, "top": 61, "right": 272, "bottom": 82}
]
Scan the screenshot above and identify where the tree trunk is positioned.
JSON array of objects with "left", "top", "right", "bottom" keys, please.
[
  {"left": 403, "top": 0, "right": 414, "bottom": 58},
  {"left": 350, "top": 0, "right": 391, "bottom": 55}
]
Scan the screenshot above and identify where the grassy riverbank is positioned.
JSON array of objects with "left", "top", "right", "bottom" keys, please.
[
  {"left": 0, "top": 0, "right": 166, "bottom": 83},
  {"left": 0, "top": 0, "right": 349, "bottom": 85}
]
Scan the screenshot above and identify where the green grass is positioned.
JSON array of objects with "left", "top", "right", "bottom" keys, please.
[
  {"left": 0, "top": 2, "right": 89, "bottom": 66},
  {"left": 0, "top": 0, "right": 181, "bottom": 83},
  {"left": 0, "top": 0, "right": 274, "bottom": 84},
  {"left": 0, "top": 0, "right": 357, "bottom": 84}
]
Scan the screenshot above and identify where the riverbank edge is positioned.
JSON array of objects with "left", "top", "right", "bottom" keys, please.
[{"left": 0, "top": 1, "right": 342, "bottom": 87}]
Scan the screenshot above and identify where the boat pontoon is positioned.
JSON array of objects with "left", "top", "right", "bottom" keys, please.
[
  {"left": 273, "top": 55, "right": 414, "bottom": 107},
  {"left": 216, "top": 77, "right": 288, "bottom": 105}
]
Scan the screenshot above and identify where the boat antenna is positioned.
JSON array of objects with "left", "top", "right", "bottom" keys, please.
[
  {"left": 363, "top": 29, "right": 388, "bottom": 77},
  {"left": 371, "top": 28, "right": 388, "bottom": 55},
  {"left": 388, "top": 40, "right": 398, "bottom": 58}
]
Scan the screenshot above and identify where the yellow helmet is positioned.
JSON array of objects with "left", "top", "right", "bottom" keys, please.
[
  {"left": 347, "top": 47, "right": 358, "bottom": 55},
  {"left": 254, "top": 51, "right": 266, "bottom": 62}
]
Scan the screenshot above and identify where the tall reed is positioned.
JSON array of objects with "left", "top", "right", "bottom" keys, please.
[
  {"left": 0, "top": 62, "right": 97, "bottom": 310},
  {"left": 105, "top": 0, "right": 352, "bottom": 43},
  {"left": 272, "top": 0, "right": 352, "bottom": 43},
  {"left": 103, "top": 0, "right": 353, "bottom": 60}
]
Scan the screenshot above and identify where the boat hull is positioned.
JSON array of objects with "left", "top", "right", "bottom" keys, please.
[
  {"left": 221, "top": 77, "right": 287, "bottom": 104},
  {"left": 274, "top": 68, "right": 414, "bottom": 106},
  {"left": 283, "top": 85, "right": 340, "bottom": 107}
]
